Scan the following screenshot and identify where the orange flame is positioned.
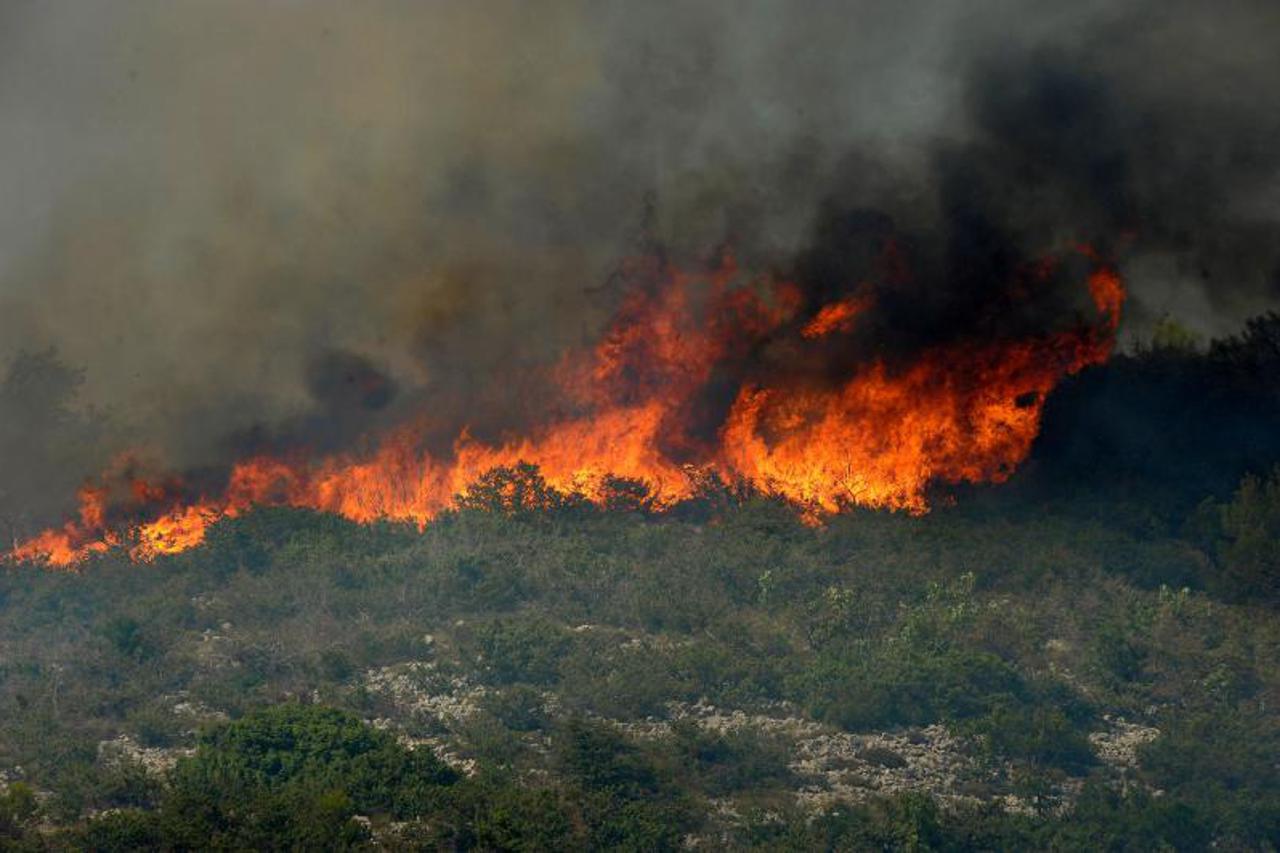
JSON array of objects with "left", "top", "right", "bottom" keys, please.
[
  {"left": 801, "top": 293, "right": 872, "bottom": 339},
  {"left": 8, "top": 246, "right": 1124, "bottom": 568}
]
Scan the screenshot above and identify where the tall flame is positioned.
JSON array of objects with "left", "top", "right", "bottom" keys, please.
[{"left": 9, "top": 246, "right": 1123, "bottom": 567}]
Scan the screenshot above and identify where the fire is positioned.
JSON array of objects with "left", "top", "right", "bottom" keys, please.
[
  {"left": 132, "top": 503, "right": 223, "bottom": 562},
  {"left": 1089, "top": 267, "right": 1125, "bottom": 335},
  {"left": 721, "top": 336, "right": 1106, "bottom": 514},
  {"left": 10, "top": 485, "right": 116, "bottom": 566},
  {"left": 801, "top": 293, "right": 871, "bottom": 339},
  {"left": 8, "top": 245, "right": 1124, "bottom": 568}
]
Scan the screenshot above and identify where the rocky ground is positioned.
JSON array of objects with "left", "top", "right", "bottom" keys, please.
[{"left": 11, "top": 643, "right": 1162, "bottom": 833}]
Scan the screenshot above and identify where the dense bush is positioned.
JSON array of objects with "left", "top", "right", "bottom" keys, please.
[
  {"left": 669, "top": 718, "right": 796, "bottom": 796},
  {"left": 90, "top": 704, "right": 455, "bottom": 848},
  {"left": 464, "top": 617, "right": 571, "bottom": 686},
  {"left": 0, "top": 462, "right": 1277, "bottom": 849},
  {"left": 1216, "top": 466, "right": 1280, "bottom": 601},
  {"left": 0, "top": 782, "right": 38, "bottom": 844},
  {"left": 553, "top": 718, "right": 697, "bottom": 851}
]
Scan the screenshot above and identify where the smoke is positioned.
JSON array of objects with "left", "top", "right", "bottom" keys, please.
[{"left": 1, "top": 0, "right": 1278, "bottom": 523}]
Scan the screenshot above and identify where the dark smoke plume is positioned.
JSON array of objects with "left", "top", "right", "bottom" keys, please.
[{"left": 1, "top": 0, "right": 1278, "bottom": 527}]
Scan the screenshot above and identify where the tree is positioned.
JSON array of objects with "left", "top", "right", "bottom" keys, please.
[
  {"left": 157, "top": 704, "right": 458, "bottom": 847},
  {"left": 455, "top": 462, "right": 574, "bottom": 515},
  {"left": 0, "top": 782, "right": 38, "bottom": 843},
  {"left": 1217, "top": 467, "right": 1280, "bottom": 601}
]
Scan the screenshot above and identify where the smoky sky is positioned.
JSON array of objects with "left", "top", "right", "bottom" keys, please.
[{"left": 1, "top": 0, "right": 1279, "bottom": 498}]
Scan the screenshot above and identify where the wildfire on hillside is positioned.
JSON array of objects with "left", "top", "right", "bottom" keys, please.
[{"left": 9, "top": 243, "right": 1123, "bottom": 567}]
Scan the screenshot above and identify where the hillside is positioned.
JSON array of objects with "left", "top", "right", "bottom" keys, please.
[
  {"left": 5, "top": 2, "right": 1280, "bottom": 850},
  {"left": 2, "top": 473, "right": 1277, "bottom": 849}
]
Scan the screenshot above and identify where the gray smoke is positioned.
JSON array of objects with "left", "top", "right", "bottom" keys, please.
[{"left": 1, "top": 0, "right": 1278, "bottom": 525}]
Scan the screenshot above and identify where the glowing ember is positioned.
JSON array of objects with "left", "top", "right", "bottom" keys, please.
[{"left": 8, "top": 245, "right": 1124, "bottom": 568}]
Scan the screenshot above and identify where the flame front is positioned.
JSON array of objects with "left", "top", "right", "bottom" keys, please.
[{"left": 9, "top": 246, "right": 1124, "bottom": 567}]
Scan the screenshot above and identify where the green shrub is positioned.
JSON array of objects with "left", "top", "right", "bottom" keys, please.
[
  {"left": 1091, "top": 623, "right": 1148, "bottom": 684},
  {"left": 100, "top": 616, "right": 157, "bottom": 663},
  {"left": 465, "top": 618, "right": 570, "bottom": 685},
  {"left": 669, "top": 719, "right": 795, "bottom": 796},
  {"left": 968, "top": 703, "right": 1096, "bottom": 774},
  {"left": 168, "top": 703, "right": 457, "bottom": 829},
  {"left": 1217, "top": 467, "right": 1280, "bottom": 601},
  {"left": 317, "top": 648, "right": 356, "bottom": 682},
  {"left": 429, "top": 771, "right": 577, "bottom": 850},
  {"left": 794, "top": 645, "right": 1028, "bottom": 731},
  {"left": 553, "top": 718, "right": 696, "bottom": 851},
  {"left": 74, "top": 809, "right": 164, "bottom": 852},
  {"left": 0, "top": 782, "right": 38, "bottom": 842},
  {"left": 481, "top": 685, "right": 550, "bottom": 732},
  {"left": 455, "top": 462, "right": 575, "bottom": 515}
]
